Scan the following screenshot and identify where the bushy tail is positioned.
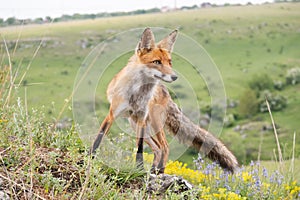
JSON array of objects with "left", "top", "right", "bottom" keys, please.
[{"left": 165, "top": 100, "right": 239, "bottom": 173}]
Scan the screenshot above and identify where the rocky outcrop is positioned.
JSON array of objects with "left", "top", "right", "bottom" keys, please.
[{"left": 146, "top": 174, "right": 193, "bottom": 194}]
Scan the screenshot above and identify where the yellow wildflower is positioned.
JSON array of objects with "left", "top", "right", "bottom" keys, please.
[
  {"left": 218, "top": 187, "right": 227, "bottom": 194},
  {"left": 202, "top": 186, "right": 210, "bottom": 194},
  {"left": 227, "top": 191, "right": 243, "bottom": 200},
  {"left": 285, "top": 184, "right": 291, "bottom": 191},
  {"left": 262, "top": 182, "right": 270, "bottom": 189},
  {"left": 242, "top": 172, "right": 252, "bottom": 182},
  {"left": 165, "top": 160, "right": 205, "bottom": 184},
  {"left": 201, "top": 194, "right": 213, "bottom": 200},
  {"left": 290, "top": 186, "right": 300, "bottom": 195}
]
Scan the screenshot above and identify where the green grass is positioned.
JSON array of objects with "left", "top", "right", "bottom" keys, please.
[
  {"left": 1, "top": 1, "right": 300, "bottom": 173},
  {"left": 0, "top": 101, "right": 299, "bottom": 199}
]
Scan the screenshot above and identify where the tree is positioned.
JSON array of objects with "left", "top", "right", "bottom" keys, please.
[
  {"left": 34, "top": 18, "right": 43, "bottom": 24},
  {"left": 45, "top": 16, "right": 52, "bottom": 22},
  {"left": 6, "top": 17, "right": 16, "bottom": 25},
  {"left": 239, "top": 88, "right": 258, "bottom": 118}
]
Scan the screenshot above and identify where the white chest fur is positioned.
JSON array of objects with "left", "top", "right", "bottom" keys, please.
[{"left": 108, "top": 65, "right": 159, "bottom": 120}]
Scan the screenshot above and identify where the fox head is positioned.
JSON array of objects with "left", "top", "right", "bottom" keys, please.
[{"left": 135, "top": 28, "right": 178, "bottom": 83}]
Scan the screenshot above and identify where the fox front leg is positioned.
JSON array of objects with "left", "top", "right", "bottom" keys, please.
[
  {"left": 135, "top": 122, "right": 145, "bottom": 170},
  {"left": 131, "top": 119, "right": 164, "bottom": 173},
  {"left": 90, "top": 113, "right": 114, "bottom": 155},
  {"left": 90, "top": 101, "right": 126, "bottom": 155}
]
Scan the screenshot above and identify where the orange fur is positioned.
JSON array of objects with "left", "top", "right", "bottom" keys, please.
[{"left": 90, "top": 28, "right": 239, "bottom": 174}]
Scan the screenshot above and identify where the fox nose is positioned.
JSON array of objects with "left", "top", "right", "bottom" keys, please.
[{"left": 171, "top": 75, "right": 178, "bottom": 81}]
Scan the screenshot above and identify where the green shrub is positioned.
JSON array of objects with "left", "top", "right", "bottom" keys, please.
[
  {"left": 249, "top": 74, "right": 274, "bottom": 93},
  {"left": 274, "top": 80, "right": 284, "bottom": 90},
  {"left": 224, "top": 113, "right": 235, "bottom": 127},
  {"left": 286, "top": 67, "right": 300, "bottom": 85},
  {"left": 259, "top": 90, "right": 287, "bottom": 112}
]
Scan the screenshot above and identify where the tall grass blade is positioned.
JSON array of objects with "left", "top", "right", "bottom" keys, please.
[
  {"left": 266, "top": 99, "right": 283, "bottom": 170},
  {"left": 1, "top": 36, "right": 13, "bottom": 106},
  {"left": 290, "top": 132, "right": 296, "bottom": 180},
  {"left": 12, "top": 20, "right": 24, "bottom": 57},
  {"left": 17, "top": 36, "right": 45, "bottom": 88}
]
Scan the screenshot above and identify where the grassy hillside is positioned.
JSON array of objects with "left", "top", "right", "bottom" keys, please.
[
  {"left": 0, "top": 102, "right": 299, "bottom": 199},
  {"left": 1, "top": 3, "right": 300, "bottom": 165},
  {"left": 1, "top": 3, "right": 300, "bottom": 199}
]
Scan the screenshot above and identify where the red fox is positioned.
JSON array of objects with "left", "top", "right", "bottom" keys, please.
[{"left": 91, "top": 28, "right": 239, "bottom": 173}]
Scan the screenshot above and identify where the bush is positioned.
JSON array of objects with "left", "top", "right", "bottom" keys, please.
[
  {"left": 224, "top": 114, "right": 235, "bottom": 127},
  {"left": 274, "top": 80, "right": 284, "bottom": 90},
  {"left": 200, "top": 104, "right": 225, "bottom": 122},
  {"left": 286, "top": 67, "right": 300, "bottom": 85},
  {"left": 249, "top": 73, "right": 274, "bottom": 93},
  {"left": 259, "top": 90, "right": 287, "bottom": 112}
]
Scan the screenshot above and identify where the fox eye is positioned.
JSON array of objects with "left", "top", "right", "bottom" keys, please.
[{"left": 152, "top": 60, "right": 162, "bottom": 65}]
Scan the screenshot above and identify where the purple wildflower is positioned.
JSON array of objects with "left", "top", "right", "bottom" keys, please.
[
  {"left": 212, "top": 162, "right": 218, "bottom": 169},
  {"left": 225, "top": 184, "right": 231, "bottom": 191},
  {"left": 262, "top": 167, "right": 268, "bottom": 178},
  {"left": 255, "top": 178, "right": 262, "bottom": 190},
  {"left": 231, "top": 175, "right": 235, "bottom": 182},
  {"left": 277, "top": 176, "right": 283, "bottom": 185},
  {"left": 204, "top": 165, "right": 210, "bottom": 175},
  {"left": 270, "top": 172, "right": 275, "bottom": 183},
  {"left": 193, "top": 153, "right": 204, "bottom": 170},
  {"left": 220, "top": 171, "right": 229, "bottom": 179},
  {"left": 204, "top": 163, "right": 215, "bottom": 175},
  {"left": 270, "top": 170, "right": 284, "bottom": 185}
]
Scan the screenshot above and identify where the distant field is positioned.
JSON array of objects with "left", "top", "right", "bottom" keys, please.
[{"left": 1, "top": 2, "right": 300, "bottom": 165}]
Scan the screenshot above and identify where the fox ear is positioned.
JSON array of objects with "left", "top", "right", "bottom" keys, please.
[
  {"left": 136, "top": 28, "right": 155, "bottom": 55},
  {"left": 157, "top": 29, "right": 178, "bottom": 52}
]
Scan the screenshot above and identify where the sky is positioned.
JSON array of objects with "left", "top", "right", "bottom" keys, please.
[{"left": 1, "top": 0, "right": 273, "bottom": 20}]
